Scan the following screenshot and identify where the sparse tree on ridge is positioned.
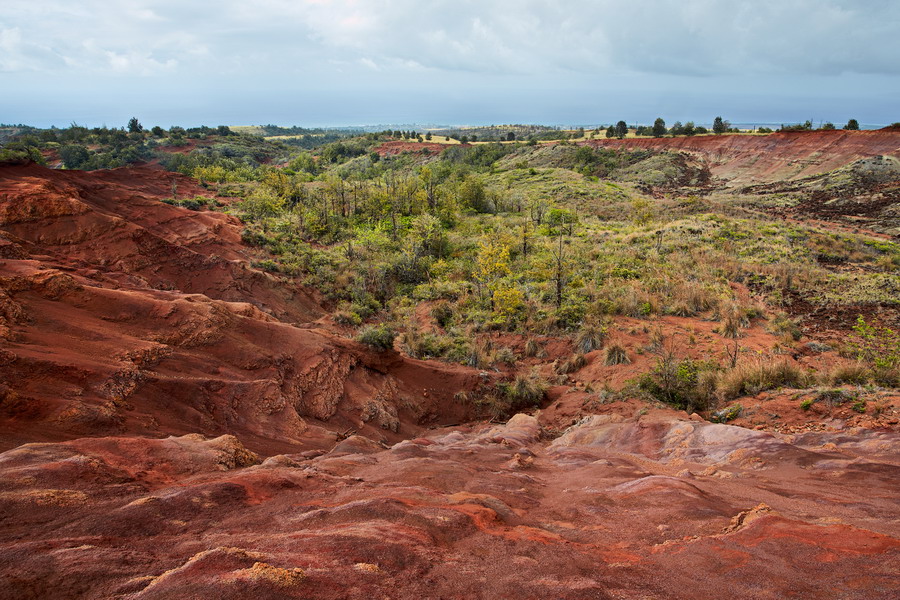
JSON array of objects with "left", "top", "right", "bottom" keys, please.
[
  {"left": 127, "top": 117, "right": 143, "bottom": 133},
  {"left": 844, "top": 119, "right": 859, "bottom": 131},
  {"left": 615, "top": 120, "right": 627, "bottom": 139},
  {"left": 713, "top": 116, "right": 728, "bottom": 135},
  {"left": 652, "top": 118, "right": 667, "bottom": 138},
  {"left": 605, "top": 126, "right": 615, "bottom": 138}
]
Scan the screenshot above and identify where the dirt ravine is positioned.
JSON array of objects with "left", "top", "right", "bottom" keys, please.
[{"left": 586, "top": 128, "right": 900, "bottom": 185}]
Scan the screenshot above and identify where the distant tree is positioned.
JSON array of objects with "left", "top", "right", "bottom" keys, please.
[
  {"left": 615, "top": 120, "right": 627, "bottom": 139},
  {"left": 507, "top": 132, "right": 516, "bottom": 141},
  {"left": 821, "top": 122, "right": 836, "bottom": 130},
  {"left": 652, "top": 117, "right": 667, "bottom": 138},
  {"left": 695, "top": 126, "right": 709, "bottom": 135},
  {"left": 713, "top": 116, "right": 727, "bottom": 135},
  {"left": 683, "top": 121, "right": 696, "bottom": 136},
  {"left": 461, "top": 135, "right": 469, "bottom": 144},
  {"left": 127, "top": 117, "right": 143, "bottom": 133},
  {"left": 605, "top": 126, "right": 615, "bottom": 138},
  {"left": 150, "top": 125, "right": 164, "bottom": 137},
  {"left": 425, "top": 132, "right": 432, "bottom": 141},
  {"left": 669, "top": 121, "right": 684, "bottom": 136},
  {"left": 844, "top": 119, "right": 860, "bottom": 130},
  {"left": 60, "top": 144, "right": 90, "bottom": 169},
  {"left": 470, "top": 135, "right": 477, "bottom": 142}
]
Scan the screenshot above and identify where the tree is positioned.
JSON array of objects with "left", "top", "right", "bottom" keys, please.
[
  {"left": 615, "top": 120, "right": 628, "bottom": 139},
  {"left": 652, "top": 117, "right": 667, "bottom": 138},
  {"left": 60, "top": 144, "right": 90, "bottom": 169},
  {"left": 683, "top": 121, "right": 696, "bottom": 136},
  {"left": 605, "top": 126, "right": 615, "bottom": 139},
  {"left": 507, "top": 132, "right": 516, "bottom": 141},
  {"left": 425, "top": 132, "right": 432, "bottom": 141},
  {"left": 127, "top": 117, "right": 143, "bottom": 133},
  {"left": 713, "top": 116, "right": 728, "bottom": 135},
  {"left": 844, "top": 119, "right": 860, "bottom": 131},
  {"left": 475, "top": 237, "right": 512, "bottom": 304}
]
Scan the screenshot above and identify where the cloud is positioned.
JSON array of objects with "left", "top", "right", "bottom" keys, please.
[
  {"left": 3, "top": 0, "right": 898, "bottom": 78},
  {"left": 2, "top": 1, "right": 898, "bottom": 126}
]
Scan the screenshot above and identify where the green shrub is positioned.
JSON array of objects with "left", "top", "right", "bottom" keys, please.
[
  {"left": 499, "top": 373, "right": 548, "bottom": 411},
  {"left": 356, "top": 324, "right": 397, "bottom": 351},
  {"left": 640, "top": 356, "right": 716, "bottom": 411},
  {"left": 711, "top": 404, "right": 742, "bottom": 423}
]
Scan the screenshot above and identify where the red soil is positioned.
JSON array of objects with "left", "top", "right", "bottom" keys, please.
[
  {"left": 0, "top": 159, "right": 898, "bottom": 599},
  {"left": 586, "top": 129, "right": 900, "bottom": 185},
  {"left": 0, "top": 162, "right": 484, "bottom": 454},
  {"left": 0, "top": 414, "right": 897, "bottom": 599}
]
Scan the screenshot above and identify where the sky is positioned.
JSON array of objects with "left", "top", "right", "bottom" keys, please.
[{"left": 2, "top": 0, "right": 898, "bottom": 128}]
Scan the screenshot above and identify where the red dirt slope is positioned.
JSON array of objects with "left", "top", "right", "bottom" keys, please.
[
  {"left": 0, "top": 163, "right": 484, "bottom": 453},
  {"left": 0, "top": 412, "right": 896, "bottom": 599},
  {"left": 586, "top": 129, "right": 900, "bottom": 185}
]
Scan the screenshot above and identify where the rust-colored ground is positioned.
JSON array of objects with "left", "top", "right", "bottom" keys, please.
[
  {"left": 586, "top": 129, "right": 900, "bottom": 186},
  {"left": 0, "top": 153, "right": 898, "bottom": 599}
]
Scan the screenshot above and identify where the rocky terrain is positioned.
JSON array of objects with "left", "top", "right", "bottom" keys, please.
[{"left": 1, "top": 128, "right": 898, "bottom": 599}]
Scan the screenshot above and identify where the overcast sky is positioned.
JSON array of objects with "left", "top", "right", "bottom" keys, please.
[{"left": 2, "top": 0, "right": 898, "bottom": 128}]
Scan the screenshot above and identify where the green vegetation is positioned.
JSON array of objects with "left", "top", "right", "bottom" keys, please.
[{"left": 2, "top": 119, "right": 896, "bottom": 420}]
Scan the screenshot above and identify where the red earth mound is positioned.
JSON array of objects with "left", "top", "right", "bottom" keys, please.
[
  {"left": 0, "top": 413, "right": 897, "bottom": 599},
  {"left": 586, "top": 129, "right": 900, "bottom": 185},
  {"left": 0, "top": 163, "right": 485, "bottom": 453}
]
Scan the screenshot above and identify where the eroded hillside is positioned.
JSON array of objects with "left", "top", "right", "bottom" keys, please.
[{"left": 0, "top": 125, "right": 898, "bottom": 599}]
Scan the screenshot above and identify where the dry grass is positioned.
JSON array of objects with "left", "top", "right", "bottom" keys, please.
[
  {"left": 604, "top": 342, "right": 630, "bottom": 365},
  {"left": 556, "top": 353, "right": 587, "bottom": 375},
  {"left": 717, "top": 359, "right": 809, "bottom": 401},
  {"left": 574, "top": 321, "right": 607, "bottom": 354}
]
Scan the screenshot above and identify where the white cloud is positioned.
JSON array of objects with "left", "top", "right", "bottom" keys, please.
[
  {"left": 2, "top": 1, "right": 898, "bottom": 126},
  {"left": 3, "top": 0, "right": 898, "bottom": 78}
]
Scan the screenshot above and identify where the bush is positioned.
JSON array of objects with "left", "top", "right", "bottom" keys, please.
[
  {"left": 523, "top": 338, "right": 545, "bottom": 358},
  {"left": 556, "top": 353, "right": 586, "bottom": 375},
  {"left": 711, "top": 404, "right": 742, "bottom": 423},
  {"left": 767, "top": 312, "right": 801, "bottom": 341},
  {"left": 574, "top": 321, "right": 606, "bottom": 354},
  {"left": 356, "top": 324, "right": 397, "bottom": 351},
  {"left": 717, "top": 360, "right": 808, "bottom": 401},
  {"left": 604, "top": 343, "right": 630, "bottom": 365},
  {"left": 847, "top": 316, "right": 900, "bottom": 370},
  {"left": 431, "top": 301, "right": 454, "bottom": 329},
  {"left": 639, "top": 356, "right": 715, "bottom": 411},
  {"left": 500, "top": 373, "right": 548, "bottom": 411},
  {"left": 826, "top": 362, "right": 871, "bottom": 385}
]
